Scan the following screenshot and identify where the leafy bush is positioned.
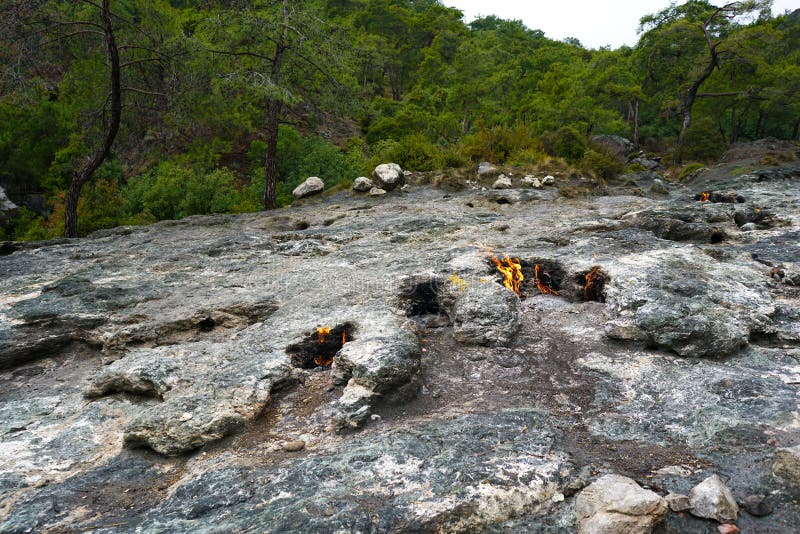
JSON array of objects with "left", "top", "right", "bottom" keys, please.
[
  {"left": 678, "top": 163, "right": 706, "bottom": 181},
  {"left": 461, "top": 125, "right": 538, "bottom": 164},
  {"left": 367, "top": 134, "right": 442, "bottom": 171},
  {"left": 678, "top": 117, "right": 725, "bottom": 162},
  {"left": 11, "top": 207, "right": 53, "bottom": 241},
  {"left": 582, "top": 147, "right": 624, "bottom": 179},
  {"left": 124, "top": 163, "right": 253, "bottom": 220},
  {"left": 541, "top": 127, "right": 588, "bottom": 163}
]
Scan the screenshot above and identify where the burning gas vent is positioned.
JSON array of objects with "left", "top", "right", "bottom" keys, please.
[
  {"left": 287, "top": 323, "right": 355, "bottom": 369},
  {"left": 487, "top": 254, "right": 564, "bottom": 299}
]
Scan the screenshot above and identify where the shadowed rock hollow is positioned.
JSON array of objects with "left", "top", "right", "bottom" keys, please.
[{"left": 1, "top": 143, "right": 800, "bottom": 532}]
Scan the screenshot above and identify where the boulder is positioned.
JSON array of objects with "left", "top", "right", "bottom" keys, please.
[
  {"left": 592, "top": 135, "right": 635, "bottom": 158},
  {"left": 292, "top": 177, "right": 325, "bottom": 199},
  {"left": 493, "top": 175, "right": 513, "bottom": 190},
  {"left": 369, "top": 187, "right": 387, "bottom": 196},
  {"left": 0, "top": 186, "right": 19, "bottom": 224},
  {"left": 523, "top": 175, "right": 542, "bottom": 188},
  {"left": 689, "top": 474, "right": 739, "bottom": 523},
  {"left": 773, "top": 445, "right": 800, "bottom": 484},
  {"left": 666, "top": 493, "right": 692, "bottom": 512},
  {"left": 542, "top": 175, "right": 556, "bottom": 186},
  {"left": 447, "top": 282, "right": 522, "bottom": 347},
  {"left": 575, "top": 474, "right": 667, "bottom": 533},
  {"left": 372, "top": 163, "right": 404, "bottom": 191},
  {"left": 477, "top": 162, "right": 498, "bottom": 176},
  {"left": 352, "top": 177, "right": 374, "bottom": 193}
]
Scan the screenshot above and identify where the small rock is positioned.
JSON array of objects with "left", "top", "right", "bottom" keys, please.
[
  {"left": 773, "top": 445, "right": 800, "bottom": 483},
  {"left": 477, "top": 162, "right": 498, "bottom": 176},
  {"left": 542, "top": 175, "right": 555, "bottom": 185},
  {"left": 656, "top": 465, "right": 693, "bottom": 478},
  {"left": 522, "top": 175, "right": 542, "bottom": 188},
  {"left": 742, "top": 494, "right": 772, "bottom": 517},
  {"left": 292, "top": 177, "right": 325, "bottom": 199},
  {"left": 370, "top": 414, "right": 381, "bottom": 421},
  {"left": 179, "top": 412, "right": 193, "bottom": 422},
  {"left": 740, "top": 223, "right": 757, "bottom": 232},
  {"left": 666, "top": 493, "right": 692, "bottom": 512},
  {"left": 575, "top": 474, "right": 667, "bottom": 533},
  {"left": 400, "top": 184, "right": 411, "bottom": 193},
  {"left": 284, "top": 440, "right": 306, "bottom": 452},
  {"left": 372, "top": 163, "right": 404, "bottom": 191},
  {"left": 717, "top": 525, "right": 739, "bottom": 534},
  {"left": 369, "top": 187, "right": 387, "bottom": 196},
  {"left": 352, "top": 177, "right": 374, "bottom": 192},
  {"left": 493, "top": 175, "right": 513, "bottom": 190},
  {"left": 689, "top": 474, "right": 739, "bottom": 523}
]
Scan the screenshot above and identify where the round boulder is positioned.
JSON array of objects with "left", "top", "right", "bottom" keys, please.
[
  {"left": 352, "top": 177, "right": 374, "bottom": 193},
  {"left": 372, "top": 163, "right": 404, "bottom": 191},
  {"left": 292, "top": 177, "right": 325, "bottom": 199}
]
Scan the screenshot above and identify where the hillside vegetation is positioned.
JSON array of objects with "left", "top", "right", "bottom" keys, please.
[{"left": 0, "top": 0, "right": 798, "bottom": 239}]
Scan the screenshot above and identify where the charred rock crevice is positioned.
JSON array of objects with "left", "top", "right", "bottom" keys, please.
[
  {"left": 287, "top": 323, "right": 356, "bottom": 369},
  {"left": 399, "top": 276, "right": 444, "bottom": 317}
]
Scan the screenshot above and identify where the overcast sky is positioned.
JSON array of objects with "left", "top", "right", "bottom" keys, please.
[{"left": 440, "top": 0, "right": 800, "bottom": 49}]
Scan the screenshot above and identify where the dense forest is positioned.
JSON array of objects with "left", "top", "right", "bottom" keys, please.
[{"left": 0, "top": 0, "right": 798, "bottom": 239}]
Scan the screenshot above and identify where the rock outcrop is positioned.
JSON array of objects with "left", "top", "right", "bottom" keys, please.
[{"left": 1, "top": 142, "right": 799, "bottom": 532}]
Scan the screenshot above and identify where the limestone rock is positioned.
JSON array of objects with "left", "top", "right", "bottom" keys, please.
[
  {"left": 283, "top": 440, "right": 305, "bottom": 452},
  {"left": 477, "top": 161, "right": 498, "bottom": 176},
  {"left": 523, "top": 175, "right": 542, "bottom": 188},
  {"left": 592, "top": 135, "right": 635, "bottom": 158},
  {"left": 372, "top": 163, "right": 404, "bottom": 191},
  {"left": 666, "top": 493, "right": 692, "bottom": 512},
  {"left": 448, "top": 282, "right": 522, "bottom": 347},
  {"left": 575, "top": 474, "right": 667, "bottom": 533},
  {"left": 542, "top": 175, "right": 556, "bottom": 185},
  {"left": 493, "top": 175, "right": 513, "bottom": 190},
  {"left": 292, "top": 177, "right": 325, "bottom": 199},
  {"left": 369, "top": 187, "right": 387, "bottom": 196},
  {"left": 352, "top": 177, "right": 373, "bottom": 192},
  {"left": 773, "top": 445, "right": 800, "bottom": 483},
  {"left": 689, "top": 474, "right": 739, "bottom": 523},
  {"left": 0, "top": 186, "right": 19, "bottom": 224}
]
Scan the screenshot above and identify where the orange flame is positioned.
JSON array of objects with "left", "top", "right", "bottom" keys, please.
[
  {"left": 489, "top": 254, "right": 524, "bottom": 296},
  {"left": 534, "top": 264, "right": 559, "bottom": 296},
  {"left": 317, "top": 327, "right": 331, "bottom": 344},
  {"left": 584, "top": 266, "right": 604, "bottom": 301},
  {"left": 342, "top": 331, "right": 347, "bottom": 345},
  {"left": 699, "top": 192, "right": 710, "bottom": 202}
]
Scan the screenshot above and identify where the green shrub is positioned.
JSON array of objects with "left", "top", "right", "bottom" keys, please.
[
  {"left": 368, "top": 134, "right": 442, "bottom": 171},
  {"left": 541, "top": 127, "right": 588, "bottom": 163},
  {"left": 678, "top": 117, "right": 725, "bottom": 162},
  {"left": 625, "top": 163, "right": 647, "bottom": 173},
  {"left": 461, "top": 125, "right": 537, "bottom": 164},
  {"left": 678, "top": 162, "right": 706, "bottom": 181},
  {"left": 582, "top": 148, "right": 624, "bottom": 179},
  {"left": 12, "top": 207, "right": 52, "bottom": 241}
]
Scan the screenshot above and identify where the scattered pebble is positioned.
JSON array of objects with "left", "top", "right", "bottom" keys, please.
[{"left": 284, "top": 440, "right": 306, "bottom": 452}]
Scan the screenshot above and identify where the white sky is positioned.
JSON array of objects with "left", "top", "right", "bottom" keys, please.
[{"left": 441, "top": 0, "right": 800, "bottom": 49}]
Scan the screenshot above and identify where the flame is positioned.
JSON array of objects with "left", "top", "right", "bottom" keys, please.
[
  {"left": 534, "top": 264, "right": 559, "bottom": 296},
  {"left": 342, "top": 331, "right": 347, "bottom": 345},
  {"left": 317, "top": 326, "right": 331, "bottom": 344},
  {"left": 489, "top": 254, "right": 524, "bottom": 296},
  {"left": 584, "top": 266, "right": 604, "bottom": 300},
  {"left": 699, "top": 191, "right": 710, "bottom": 202}
]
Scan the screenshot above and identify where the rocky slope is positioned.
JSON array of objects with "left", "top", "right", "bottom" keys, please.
[{"left": 1, "top": 141, "right": 799, "bottom": 533}]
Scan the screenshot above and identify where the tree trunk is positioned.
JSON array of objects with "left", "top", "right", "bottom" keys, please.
[
  {"left": 263, "top": 98, "right": 282, "bottom": 210},
  {"left": 263, "top": 2, "right": 288, "bottom": 211},
  {"left": 792, "top": 117, "right": 800, "bottom": 141},
  {"left": 675, "top": 25, "right": 719, "bottom": 164},
  {"left": 64, "top": 0, "right": 121, "bottom": 238}
]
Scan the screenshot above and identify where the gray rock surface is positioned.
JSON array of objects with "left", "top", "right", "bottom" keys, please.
[
  {"left": 292, "top": 176, "right": 325, "bottom": 199},
  {"left": 352, "top": 176, "right": 373, "bottom": 192},
  {"left": 592, "top": 135, "right": 635, "bottom": 158},
  {"left": 372, "top": 163, "right": 404, "bottom": 190},
  {"left": 1, "top": 142, "right": 799, "bottom": 532},
  {"left": 369, "top": 186, "right": 387, "bottom": 196},
  {"left": 689, "top": 474, "right": 739, "bottom": 523},
  {"left": 575, "top": 474, "right": 666, "bottom": 533}
]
